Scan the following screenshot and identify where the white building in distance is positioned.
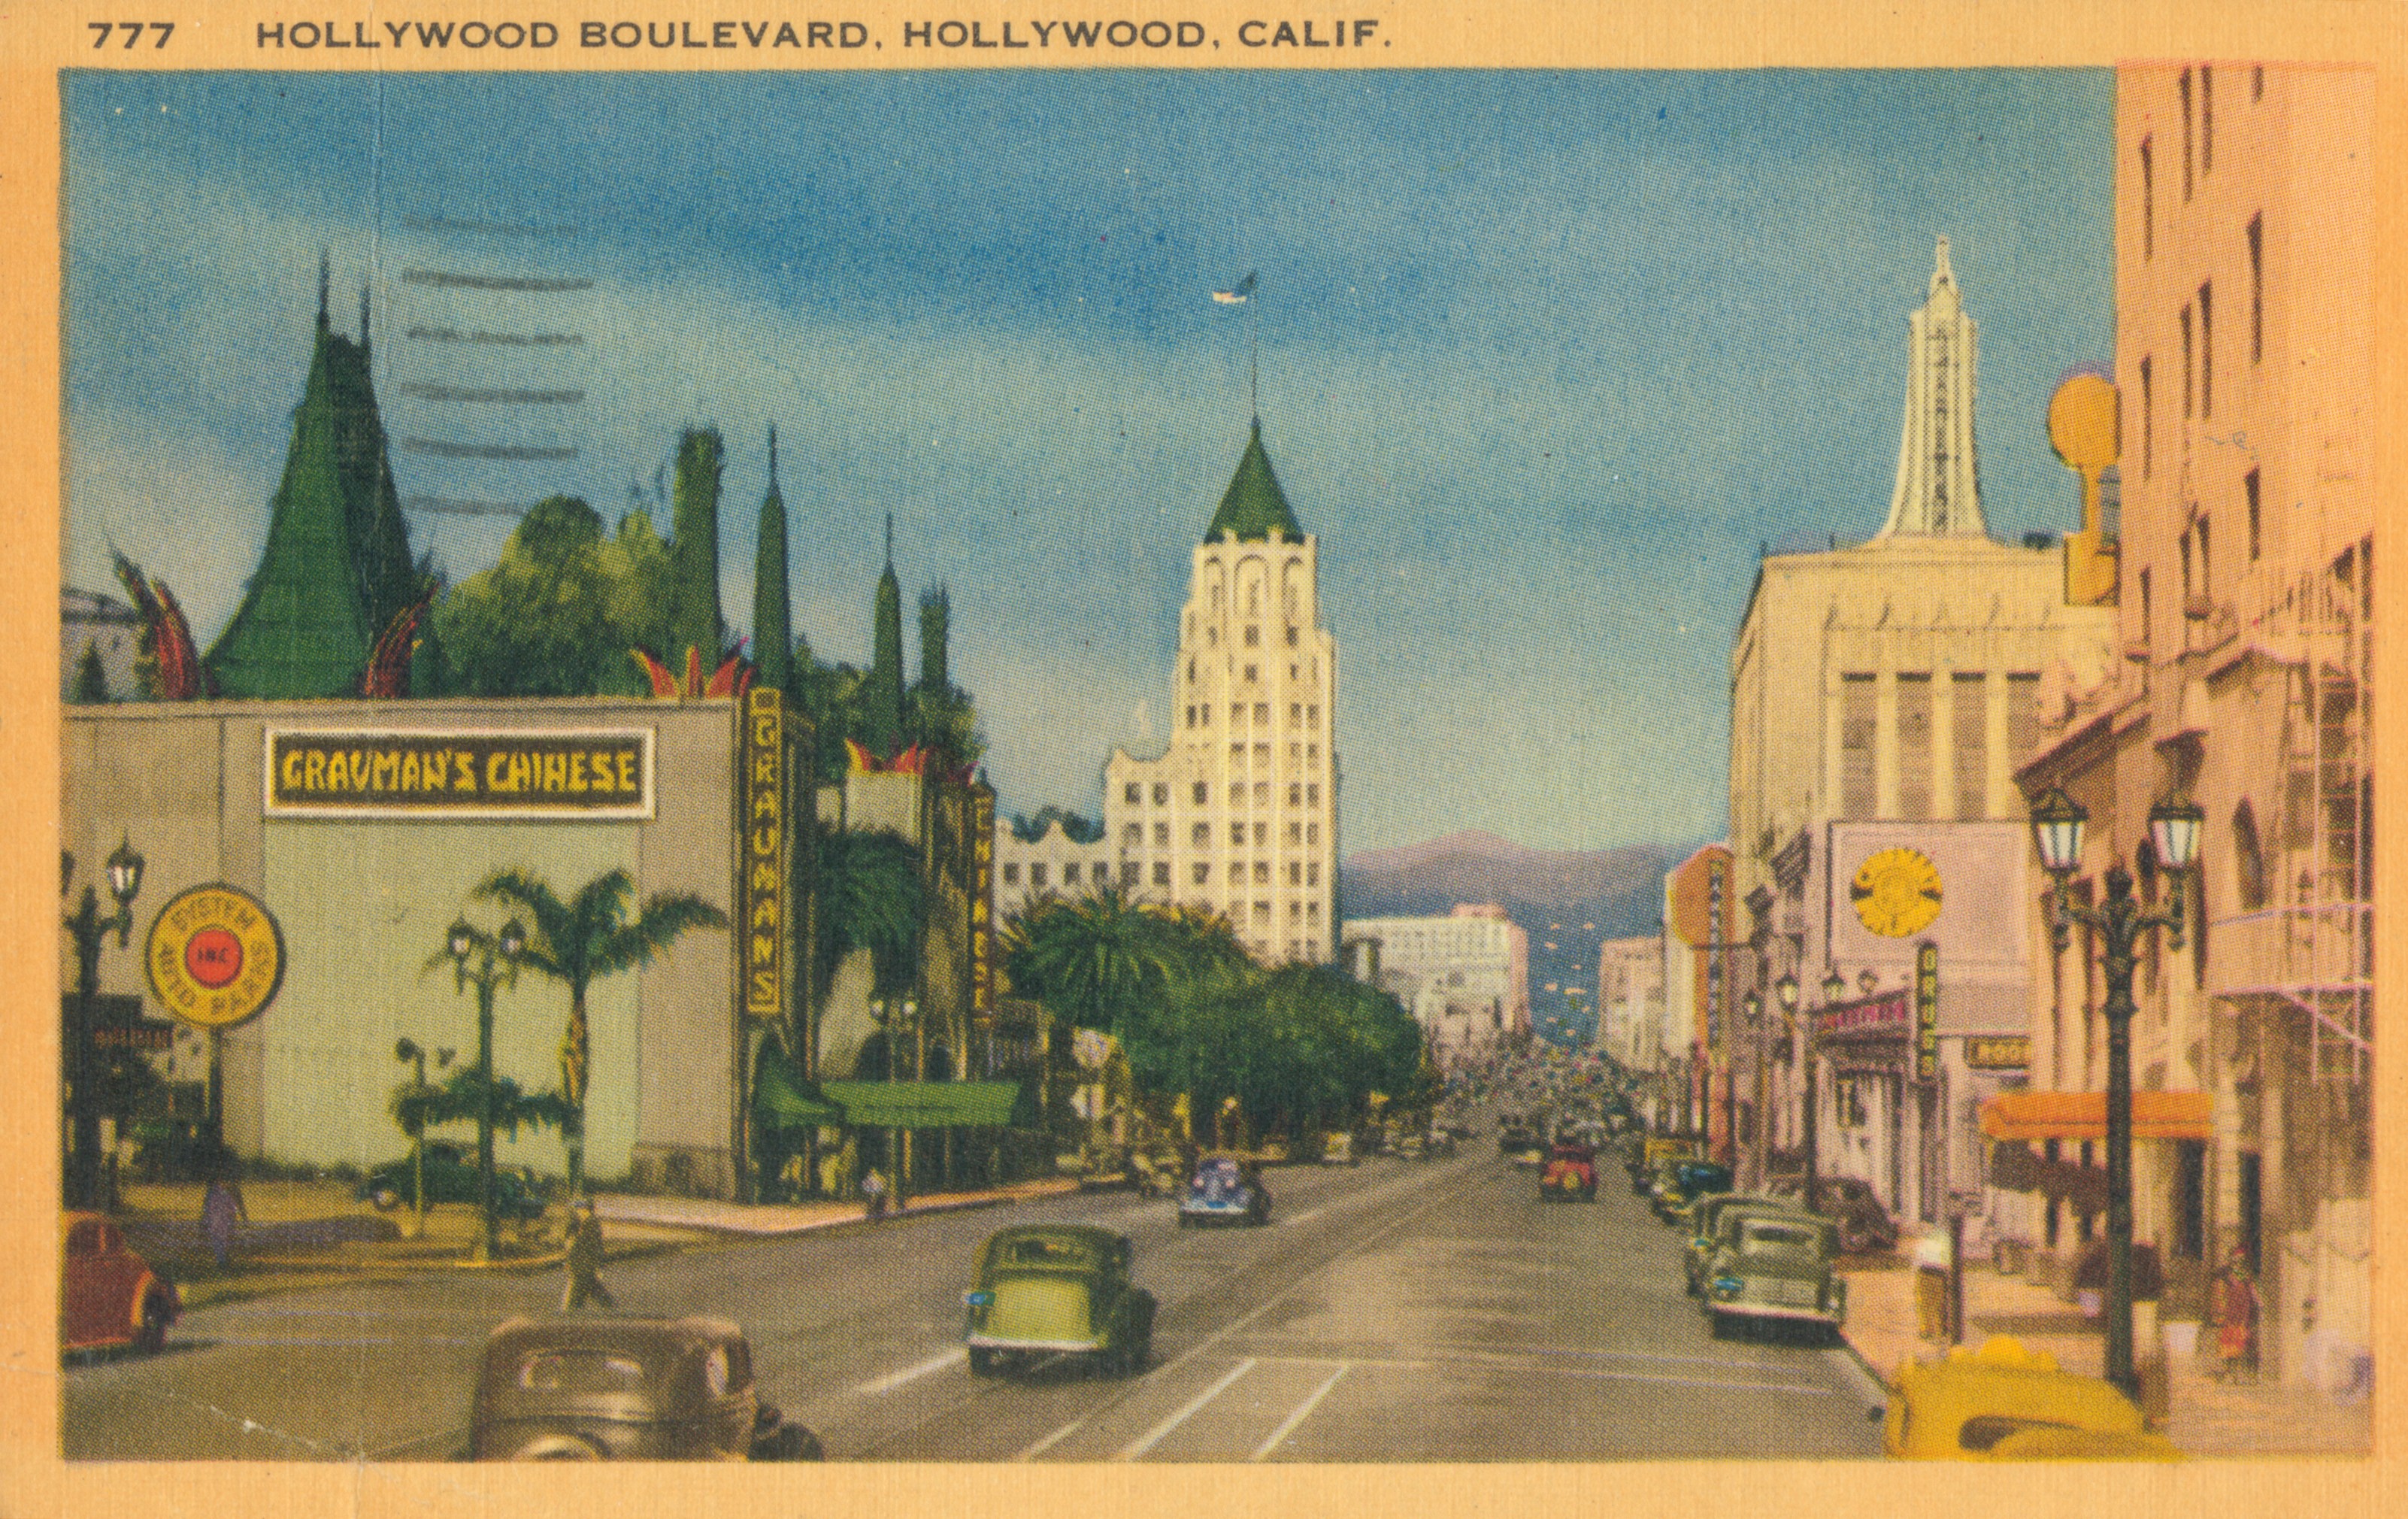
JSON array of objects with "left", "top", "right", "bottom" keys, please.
[
  {"left": 1593, "top": 934, "right": 1666, "bottom": 1069},
  {"left": 1343, "top": 904, "right": 1530, "bottom": 1066},
  {"left": 1102, "top": 420, "right": 1339, "bottom": 963}
]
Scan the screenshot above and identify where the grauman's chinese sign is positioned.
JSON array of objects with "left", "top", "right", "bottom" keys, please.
[
  {"left": 741, "top": 689, "right": 786, "bottom": 1019},
  {"left": 265, "top": 729, "right": 656, "bottom": 820}
]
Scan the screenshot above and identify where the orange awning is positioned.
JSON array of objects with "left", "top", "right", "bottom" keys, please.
[{"left": 1980, "top": 1090, "right": 2213, "bottom": 1142}]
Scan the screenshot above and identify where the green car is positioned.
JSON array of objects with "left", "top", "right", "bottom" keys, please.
[
  {"left": 356, "top": 1142, "right": 550, "bottom": 1221},
  {"left": 962, "top": 1224, "right": 1156, "bottom": 1378},
  {"left": 1700, "top": 1210, "right": 1847, "bottom": 1342},
  {"left": 1681, "top": 1193, "right": 1801, "bottom": 1296}
]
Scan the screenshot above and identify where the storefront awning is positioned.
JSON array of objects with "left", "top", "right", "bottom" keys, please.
[
  {"left": 821, "top": 1080, "right": 1031, "bottom": 1129},
  {"left": 1979, "top": 1090, "right": 2212, "bottom": 1142},
  {"left": 753, "top": 1045, "right": 844, "bottom": 1131}
]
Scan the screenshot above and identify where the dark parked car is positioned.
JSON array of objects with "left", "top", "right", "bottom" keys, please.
[
  {"left": 1179, "top": 1153, "right": 1272, "bottom": 1226},
  {"left": 469, "top": 1315, "right": 822, "bottom": 1460},
  {"left": 1765, "top": 1174, "right": 1899, "bottom": 1254},
  {"left": 1651, "top": 1160, "right": 1734, "bottom": 1224},
  {"left": 1700, "top": 1211, "right": 1846, "bottom": 1342},
  {"left": 359, "top": 1143, "right": 549, "bottom": 1220}
]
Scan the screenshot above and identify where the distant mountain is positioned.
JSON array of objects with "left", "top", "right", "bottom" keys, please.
[{"left": 1340, "top": 832, "right": 1697, "bottom": 1044}]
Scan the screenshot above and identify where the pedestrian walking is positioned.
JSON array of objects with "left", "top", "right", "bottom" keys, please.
[
  {"left": 861, "top": 1167, "right": 889, "bottom": 1221},
  {"left": 562, "top": 1199, "right": 616, "bottom": 1311},
  {"left": 2213, "top": 1246, "right": 2259, "bottom": 1383},
  {"left": 201, "top": 1173, "right": 248, "bottom": 1271}
]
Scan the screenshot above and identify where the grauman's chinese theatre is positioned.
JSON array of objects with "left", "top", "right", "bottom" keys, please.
[{"left": 63, "top": 692, "right": 801, "bottom": 1196}]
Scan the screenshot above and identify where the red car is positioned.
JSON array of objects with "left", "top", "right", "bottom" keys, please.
[
  {"left": 62, "top": 1211, "right": 179, "bottom": 1356},
  {"left": 1539, "top": 1142, "right": 1598, "bottom": 1202}
]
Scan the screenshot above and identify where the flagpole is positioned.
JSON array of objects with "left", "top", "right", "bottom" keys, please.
[{"left": 1249, "top": 298, "right": 1259, "bottom": 420}]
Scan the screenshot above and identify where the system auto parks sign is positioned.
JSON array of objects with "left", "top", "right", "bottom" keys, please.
[{"left": 265, "top": 729, "right": 655, "bottom": 820}]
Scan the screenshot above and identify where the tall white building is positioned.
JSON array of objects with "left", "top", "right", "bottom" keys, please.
[
  {"left": 1593, "top": 935, "right": 1666, "bottom": 1070},
  {"left": 1104, "top": 420, "right": 1338, "bottom": 963}
]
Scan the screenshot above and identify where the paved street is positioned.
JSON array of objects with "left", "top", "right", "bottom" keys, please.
[{"left": 66, "top": 1147, "right": 1885, "bottom": 1462}]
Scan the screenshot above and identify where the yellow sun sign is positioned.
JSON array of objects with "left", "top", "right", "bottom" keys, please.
[
  {"left": 145, "top": 884, "right": 286, "bottom": 1029},
  {"left": 1849, "top": 847, "right": 1944, "bottom": 938}
]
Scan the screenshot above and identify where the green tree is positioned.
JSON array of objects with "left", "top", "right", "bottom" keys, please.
[
  {"left": 1003, "top": 889, "right": 1248, "bottom": 1069},
  {"left": 598, "top": 508, "right": 679, "bottom": 688},
  {"left": 668, "top": 428, "right": 725, "bottom": 666},
  {"left": 71, "top": 641, "right": 109, "bottom": 704},
  {"left": 435, "top": 496, "right": 616, "bottom": 696},
  {"left": 471, "top": 866, "right": 730, "bottom": 1201},
  {"left": 861, "top": 547, "right": 905, "bottom": 758},
  {"left": 814, "top": 829, "right": 924, "bottom": 1005}
]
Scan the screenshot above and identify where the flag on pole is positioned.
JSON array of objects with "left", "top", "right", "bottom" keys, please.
[{"left": 1211, "top": 271, "right": 1257, "bottom": 305}]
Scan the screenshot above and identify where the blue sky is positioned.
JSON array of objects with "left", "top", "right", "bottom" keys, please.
[{"left": 63, "top": 69, "right": 2112, "bottom": 853}]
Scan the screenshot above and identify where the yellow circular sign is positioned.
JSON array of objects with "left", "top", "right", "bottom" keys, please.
[
  {"left": 1850, "top": 847, "right": 1944, "bottom": 938},
  {"left": 145, "top": 884, "right": 286, "bottom": 1029}
]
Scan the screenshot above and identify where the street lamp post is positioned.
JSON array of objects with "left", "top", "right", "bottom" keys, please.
[
  {"left": 2028, "top": 786, "right": 2201, "bottom": 1401},
  {"left": 1814, "top": 969, "right": 1843, "bottom": 1212},
  {"left": 62, "top": 836, "right": 144, "bottom": 1209},
  {"left": 444, "top": 914, "right": 524, "bottom": 1263},
  {"left": 1773, "top": 973, "right": 1799, "bottom": 1186}
]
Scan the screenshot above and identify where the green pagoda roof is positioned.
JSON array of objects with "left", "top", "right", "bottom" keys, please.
[
  {"left": 1205, "top": 419, "right": 1303, "bottom": 543},
  {"left": 204, "top": 314, "right": 377, "bottom": 697}
]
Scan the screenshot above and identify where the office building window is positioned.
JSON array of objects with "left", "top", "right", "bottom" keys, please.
[
  {"left": 2181, "top": 305, "right": 2194, "bottom": 419},
  {"left": 2252, "top": 64, "right": 2263, "bottom": 101},
  {"left": 2007, "top": 672, "right": 2042, "bottom": 763},
  {"left": 1124, "top": 823, "right": 1142, "bottom": 845},
  {"left": 1254, "top": 862, "right": 1271, "bottom": 885},
  {"left": 1193, "top": 782, "right": 1209, "bottom": 805},
  {"left": 1289, "top": 782, "right": 1302, "bottom": 806},
  {"left": 1192, "top": 862, "right": 1211, "bottom": 885},
  {"left": 1307, "top": 745, "right": 1319, "bottom": 763},
  {"left": 1254, "top": 822, "right": 1268, "bottom": 846},
  {"left": 1153, "top": 822, "right": 1169, "bottom": 847},
  {"left": 2246, "top": 470, "right": 2261, "bottom": 560},
  {"left": 1231, "top": 741, "right": 1246, "bottom": 761},
  {"left": 1289, "top": 862, "right": 1303, "bottom": 885},
  {"left": 1306, "top": 784, "right": 1320, "bottom": 805},
  {"left": 1307, "top": 902, "right": 1320, "bottom": 923},
  {"left": 1122, "top": 862, "right": 1140, "bottom": 886},
  {"left": 1153, "top": 783, "right": 1168, "bottom": 805},
  {"left": 2199, "top": 516, "right": 2212, "bottom": 597},
  {"left": 1255, "top": 744, "right": 1271, "bottom": 766},
  {"left": 1953, "top": 672, "right": 1988, "bottom": 820},
  {"left": 1244, "top": 664, "right": 1259, "bottom": 684},
  {"left": 1840, "top": 672, "right": 1876, "bottom": 820},
  {"left": 2179, "top": 68, "right": 2193, "bottom": 201},
  {"left": 1255, "top": 901, "right": 1272, "bottom": 922},
  {"left": 1307, "top": 823, "right": 1319, "bottom": 846},
  {"left": 1125, "top": 783, "right": 1141, "bottom": 805},
  {"left": 1286, "top": 626, "right": 1298, "bottom": 646},
  {"left": 1230, "top": 704, "right": 1243, "bottom": 726},
  {"left": 1290, "top": 901, "right": 1303, "bottom": 921},
  {"left": 1031, "top": 863, "right": 1048, "bottom": 888},
  {"left": 1063, "top": 863, "right": 1080, "bottom": 884},
  {"left": 2140, "top": 568, "right": 2153, "bottom": 647},
  {"left": 2248, "top": 214, "right": 2264, "bottom": 362},
  {"left": 1897, "top": 673, "right": 1933, "bottom": 822},
  {"left": 1245, "top": 625, "right": 1261, "bottom": 647},
  {"left": 1153, "top": 861, "right": 1171, "bottom": 887},
  {"left": 1003, "top": 863, "right": 1020, "bottom": 885},
  {"left": 1185, "top": 705, "right": 1196, "bottom": 729},
  {"left": 1287, "top": 821, "right": 1303, "bottom": 845},
  {"left": 1254, "top": 702, "right": 1270, "bottom": 725},
  {"left": 2201, "top": 65, "right": 2213, "bottom": 174},
  {"left": 1307, "top": 862, "right": 1320, "bottom": 885},
  {"left": 1231, "top": 823, "right": 1247, "bottom": 846},
  {"left": 1307, "top": 705, "right": 1320, "bottom": 728},
  {"left": 1255, "top": 783, "right": 1269, "bottom": 805},
  {"left": 1193, "top": 822, "right": 1212, "bottom": 847}
]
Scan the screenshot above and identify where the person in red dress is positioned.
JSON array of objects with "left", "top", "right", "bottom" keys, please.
[{"left": 2212, "top": 1246, "right": 2259, "bottom": 1383}]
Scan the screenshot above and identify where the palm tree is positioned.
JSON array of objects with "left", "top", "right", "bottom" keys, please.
[
  {"left": 814, "top": 829, "right": 925, "bottom": 1006},
  {"left": 472, "top": 867, "right": 728, "bottom": 1201}
]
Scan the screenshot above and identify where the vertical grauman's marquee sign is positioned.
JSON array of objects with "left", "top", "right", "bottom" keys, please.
[
  {"left": 1915, "top": 939, "right": 1941, "bottom": 1082},
  {"left": 741, "top": 688, "right": 786, "bottom": 1018},
  {"left": 969, "top": 782, "right": 995, "bottom": 1024},
  {"left": 264, "top": 729, "right": 656, "bottom": 820}
]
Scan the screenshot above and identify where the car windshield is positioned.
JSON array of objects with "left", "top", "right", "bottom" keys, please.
[
  {"left": 1739, "top": 1222, "right": 1820, "bottom": 1260},
  {"left": 516, "top": 1349, "right": 651, "bottom": 1393},
  {"left": 995, "top": 1235, "right": 1101, "bottom": 1270}
]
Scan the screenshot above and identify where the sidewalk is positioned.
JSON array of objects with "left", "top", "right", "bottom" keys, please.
[
  {"left": 1840, "top": 1257, "right": 2371, "bottom": 1457},
  {"left": 593, "top": 1175, "right": 1083, "bottom": 1235}
]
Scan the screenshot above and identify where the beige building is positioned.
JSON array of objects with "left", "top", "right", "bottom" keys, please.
[
  {"left": 62, "top": 697, "right": 756, "bottom": 1194},
  {"left": 992, "top": 816, "right": 1119, "bottom": 923},
  {"left": 2008, "top": 63, "right": 2373, "bottom": 1395},
  {"left": 1594, "top": 935, "right": 1664, "bottom": 1071},
  {"left": 1104, "top": 420, "right": 1339, "bottom": 963},
  {"left": 1727, "top": 239, "right": 2119, "bottom": 1211}
]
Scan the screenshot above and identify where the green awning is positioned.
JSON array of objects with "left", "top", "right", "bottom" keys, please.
[
  {"left": 821, "top": 1080, "right": 1031, "bottom": 1129},
  {"left": 753, "top": 1045, "right": 844, "bottom": 1130}
]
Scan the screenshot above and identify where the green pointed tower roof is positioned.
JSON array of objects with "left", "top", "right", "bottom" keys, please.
[
  {"left": 204, "top": 307, "right": 375, "bottom": 698},
  {"left": 1206, "top": 419, "right": 1302, "bottom": 543}
]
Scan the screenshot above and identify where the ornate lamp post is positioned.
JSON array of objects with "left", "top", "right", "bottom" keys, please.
[
  {"left": 62, "top": 835, "right": 144, "bottom": 1208},
  {"left": 1773, "top": 972, "right": 1799, "bottom": 1181},
  {"left": 443, "top": 914, "right": 523, "bottom": 1263},
  {"left": 2028, "top": 786, "right": 2202, "bottom": 1399},
  {"left": 1814, "top": 968, "right": 1844, "bottom": 1210}
]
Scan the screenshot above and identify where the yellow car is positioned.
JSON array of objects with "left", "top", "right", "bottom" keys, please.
[{"left": 1883, "top": 1337, "right": 2181, "bottom": 1460}]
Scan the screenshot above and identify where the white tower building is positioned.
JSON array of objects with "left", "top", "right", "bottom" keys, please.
[
  {"left": 1103, "top": 420, "right": 1338, "bottom": 963},
  {"left": 1879, "top": 236, "right": 1988, "bottom": 539}
]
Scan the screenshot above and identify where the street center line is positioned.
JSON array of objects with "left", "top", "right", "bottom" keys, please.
[
  {"left": 855, "top": 1348, "right": 962, "bottom": 1395},
  {"left": 1248, "top": 1363, "right": 1349, "bottom": 1462},
  {"left": 1116, "top": 1358, "right": 1257, "bottom": 1460},
  {"left": 1011, "top": 1416, "right": 1087, "bottom": 1463}
]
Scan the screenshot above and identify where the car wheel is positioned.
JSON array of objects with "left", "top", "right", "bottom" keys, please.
[
  {"left": 133, "top": 1294, "right": 171, "bottom": 1355},
  {"left": 368, "top": 1186, "right": 401, "bottom": 1211},
  {"left": 1707, "top": 1311, "right": 1731, "bottom": 1341},
  {"left": 968, "top": 1348, "right": 998, "bottom": 1378},
  {"left": 1177, "top": 1214, "right": 1193, "bottom": 1229}
]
